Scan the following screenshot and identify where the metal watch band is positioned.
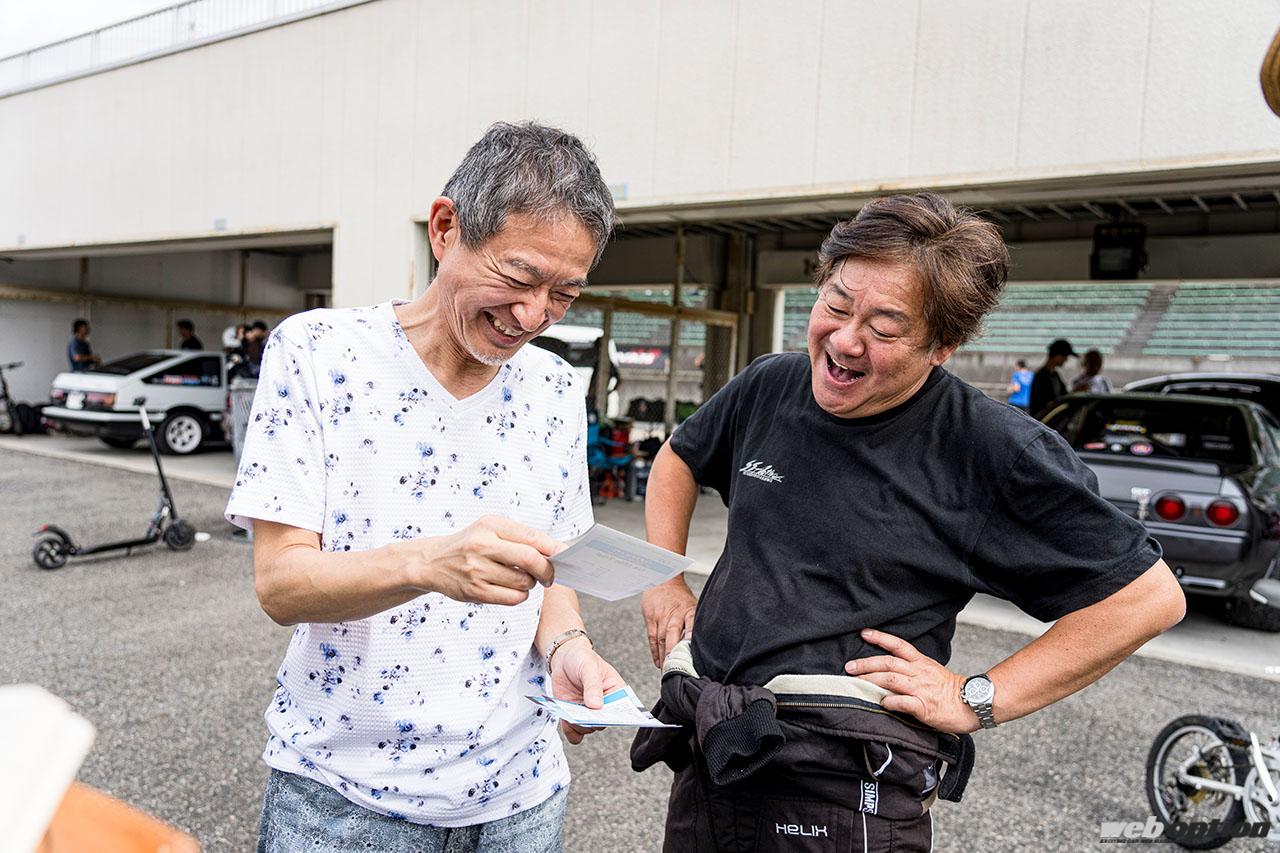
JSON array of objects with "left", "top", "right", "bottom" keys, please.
[
  {"left": 972, "top": 702, "right": 997, "bottom": 729},
  {"left": 545, "top": 628, "right": 593, "bottom": 672}
]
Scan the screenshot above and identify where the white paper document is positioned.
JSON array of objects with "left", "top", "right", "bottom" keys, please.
[
  {"left": 550, "top": 524, "right": 694, "bottom": 601},
  {"left": 525, "top": 685, "right": 679, "bottom": 729}
]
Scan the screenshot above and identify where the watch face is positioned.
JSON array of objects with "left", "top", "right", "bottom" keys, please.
[{"left": 964, "top": 677, "right": 994, "bottom": 704}]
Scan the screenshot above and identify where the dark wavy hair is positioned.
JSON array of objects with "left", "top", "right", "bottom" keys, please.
[{"left": 814, "top": 192, "right": 1009, "bottom": 350}]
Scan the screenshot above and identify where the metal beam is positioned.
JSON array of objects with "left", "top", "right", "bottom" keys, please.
[
  {"left": 1191, "top": 195, "right": 1211, "bottom": 213},
  {"left": 572, "top": 294, "right": 736, "bottom": 326},
  {"left": 1231, "top": 192, "right": 1249, "bottom": 211},
  {"left": 0, "top": 281, "right": 290, "bottom": 318},
  {"left": 1045, "top": 203, "right": 1074, "bottom": 222},
  {"left": 664, "top": 228, "right": 685, "bottom": 435},
  {"left": 1152, "top": 197, "right": 1175, "bottom": 215},
  {"left": 1081, "top": 201, "right": 1109, "bottom": 219},
  {"left": 1014, "top": 205, "right": 1043, "bottom": 222},
  {"left": 1114, "top": 198, "right": 1139, "bottom": 216}
]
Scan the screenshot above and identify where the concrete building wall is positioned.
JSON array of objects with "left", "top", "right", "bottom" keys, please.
[{"left": 3, "top": 0, "right": 1280, "bottom": 309}]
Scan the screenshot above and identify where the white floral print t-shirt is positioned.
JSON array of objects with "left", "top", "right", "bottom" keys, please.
[{"left": 225, "top": 302, "right": 593, "bottom": 826}]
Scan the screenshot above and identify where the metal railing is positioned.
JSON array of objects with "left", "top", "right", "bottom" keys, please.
[{"left": 0, "top": 0, "right": 373, "bottom": 98}]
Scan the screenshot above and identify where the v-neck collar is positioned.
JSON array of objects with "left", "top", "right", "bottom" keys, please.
[{"left": 386, "top": 300, "right": 514, "bottom": 412}]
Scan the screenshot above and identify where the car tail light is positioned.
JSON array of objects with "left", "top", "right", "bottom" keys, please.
[
  {"left": 50, "top": 388, "right": 66, "bottom": 404},
  {"left": 84, "top": 392, "right": 116, "bottom": 409},
  {"left": 1153, "top": 495, "right": 1186, "bottom": 522},
  {"left": 1206, "top": 500, "right": 1240, "bottom": 527}
]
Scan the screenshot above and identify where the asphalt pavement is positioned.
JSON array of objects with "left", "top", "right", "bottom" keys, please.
[{"left": 2, "top": 447, "right": 1278, "bottom": 852}]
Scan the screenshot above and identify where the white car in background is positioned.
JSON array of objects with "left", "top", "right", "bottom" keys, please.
[
  {"left": 43, "top": 351, "right": 227, "bottom": 454},
  {"left": 531, "top": 324, "right": 620, "bottom": 417}
]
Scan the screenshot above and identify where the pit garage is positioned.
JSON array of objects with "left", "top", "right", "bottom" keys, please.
[{"left": 0, "top": 229, "right": 333, "bottom": 406}]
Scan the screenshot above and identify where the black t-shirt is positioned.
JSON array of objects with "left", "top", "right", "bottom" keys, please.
[
  {"left": 180, "top": 335, "right": 204, "bottom": 350},
  {"left": 671, "top": 353, "right": 1161, "bottom": 686},
  {"left": 1029, "top": 366, "right": 1066, "bottom": 416}
]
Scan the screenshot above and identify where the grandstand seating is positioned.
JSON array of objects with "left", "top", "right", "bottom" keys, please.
[
  {"left": 575, "top": 280, "right": 1280, "bottom": 364},
  {"left": 960, "top": 282, "right": 1149, "bottom": 355},
  {"left": 1142, "top": 282, "right": 1280, "bottom": 358}
]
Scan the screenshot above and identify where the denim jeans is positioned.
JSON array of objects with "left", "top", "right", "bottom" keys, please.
[{"left": 257, "top": 768, "right": 568, "bottom": 853}]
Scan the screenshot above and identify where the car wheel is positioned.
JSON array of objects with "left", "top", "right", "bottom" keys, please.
[
  {"left": 1223, "top": 595, "right": 1280, "bottom": 632},
  {"left": 157, "top": 412, "right": 206, "bottom": 455},
  {"left": 100, "top": 436, "right": 137, "bottom": 449}
]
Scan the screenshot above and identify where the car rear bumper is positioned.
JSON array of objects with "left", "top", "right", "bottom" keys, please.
[
  {"left": 1150, "top": 525, "right": 1279, "bottom": 598},
  {"left": 42, "top": 406, "right": 146, "bottom": 440},
  {"left": 1145, "top": 520, "right": 1249, "bottom": 565}
]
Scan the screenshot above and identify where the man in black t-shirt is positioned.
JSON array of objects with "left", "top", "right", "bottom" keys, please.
[
  {"left": 638, "top": 194, "right": 1185, "bottom": 850},
  {"left": 1028, "top": 337, "right": 1075, "bottom": 415}
]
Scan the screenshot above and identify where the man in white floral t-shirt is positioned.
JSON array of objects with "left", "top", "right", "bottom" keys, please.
[{"left": 227, "top": 122, "right": 623, "bottom": 853}]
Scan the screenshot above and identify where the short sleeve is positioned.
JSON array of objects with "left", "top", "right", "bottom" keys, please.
[
  {"left": 669, "top": 356, "right": 771, "bottom": 502},
  {"left": 967, "top": 431, "right": 1163, "bottom": 622},
  {"left": 225, "top": 329, "right": 327, "bottom": 533},
  {"left": 551, "top": 400, "right": 594, "bottom": 541}
]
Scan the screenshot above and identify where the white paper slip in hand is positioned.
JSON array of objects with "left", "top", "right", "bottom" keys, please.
[
  {"left": 525, "top": 685, "right": 680, "bottom": 729},
  {"left": 549, "top": 524, "right": 693, "bottom": 601}
]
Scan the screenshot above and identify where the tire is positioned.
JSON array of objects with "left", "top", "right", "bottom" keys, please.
[
  {"left": 157, "top": 411, "right": 206, "bottom": 455},
  {"left": 100, "top": 436, "right": 137, "bottom": 449},
  {"left": 1145, "top": 715, "right": 1248, "bottom": 849},
  {"left": 163, "top": 519, "right": 196, "bottom": 551},
  {"left": 1223, "top": 595, "right": 1280, "bottom": 632},
  {"left": 32, "top": 535, "right": 69, "bottom": 570}
]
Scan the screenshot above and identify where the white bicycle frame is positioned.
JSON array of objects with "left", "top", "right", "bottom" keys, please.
[{"left": 1176, "top": 731, "right": 1280, "bottom": 830}]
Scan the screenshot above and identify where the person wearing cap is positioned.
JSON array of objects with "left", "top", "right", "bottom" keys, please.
[{"left": 1029, "top": 338, "right": 1075, "bottom": 416}]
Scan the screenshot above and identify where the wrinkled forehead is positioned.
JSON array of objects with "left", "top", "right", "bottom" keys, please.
[
  {"left": 825, "top": 257, "right": 925, "bottom": 317},
  {"left": 484, "top": 211, "right": 596, "bottom": 283}
]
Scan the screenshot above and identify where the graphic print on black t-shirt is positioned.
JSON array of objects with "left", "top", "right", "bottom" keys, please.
[{"left": 671, "top": 353, "right": 1160, "bottom": 686}]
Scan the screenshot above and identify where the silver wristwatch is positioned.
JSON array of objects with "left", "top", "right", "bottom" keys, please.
[{"left": 961, "top": 674, "right": 998, "bottom": 729}]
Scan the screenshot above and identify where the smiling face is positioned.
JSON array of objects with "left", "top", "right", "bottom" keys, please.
[
  {"left": 806, "top": 257, "right": 956, "bottom": 419},
  {"left": 430, "top": 206, "right": 596, "bottom": 368}
]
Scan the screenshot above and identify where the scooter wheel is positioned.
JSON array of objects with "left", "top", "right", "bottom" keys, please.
[
  {"left": 33, "top": 535, "right": 69, "bottom": 570},
  {"left": 164, "top": 520, "right": 196, "bottom": 551}
]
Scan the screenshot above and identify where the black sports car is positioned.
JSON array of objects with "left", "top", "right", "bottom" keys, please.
[
  {"left": 1124, "top": 372, "right": 1280, "bottom": 421},
  {"left": 1043, "top": 392, "right": 1280, "bottom": 631}
]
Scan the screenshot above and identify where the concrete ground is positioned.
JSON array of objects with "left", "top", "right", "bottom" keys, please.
[
  {"left": 4, "top": 432, "right": 1278, "bottom": 683},
  {"left": 2, "top": 442, "right": 1279, "bottom": 851}
]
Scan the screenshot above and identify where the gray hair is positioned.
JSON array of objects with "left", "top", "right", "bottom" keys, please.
[{"left": 441, "top": 122, "right": 617, "bottom": 268}]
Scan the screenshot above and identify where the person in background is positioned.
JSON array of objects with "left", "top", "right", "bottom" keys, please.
[
  {"left": 1006, "top": 359, "right": 1033, "bottom": 410},
  {"left": 231, "top": 321, "right": 269, "bottom": 381},
  {"left": 1028, "top": 338, "right": 1075, "bottom": 416},
  {"left": 1071, "top": 349, "right": 1114, "bottom": 394},
  {"left": 66, "top": 319, "right": 100, "bottom": 372},
  {"left": 176, "top": 319, "right": 204, "bottom": 351}
]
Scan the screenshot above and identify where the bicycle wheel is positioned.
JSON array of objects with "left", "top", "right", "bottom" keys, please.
[{"left": 1146, "top": 715, "right": 1247, "bottom": 849}]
